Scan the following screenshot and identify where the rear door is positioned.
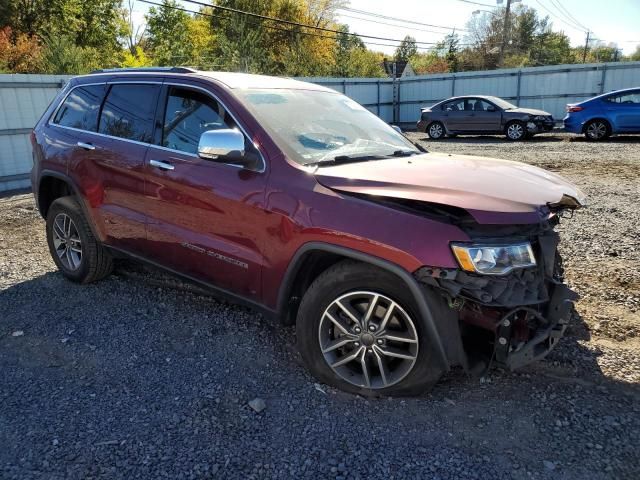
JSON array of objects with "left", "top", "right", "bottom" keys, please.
[
  {"left": 441, "top": 99, "right": 467, "bottom": 131},
  {"left": 91, "top": 81, "right": 161, "bottom": 253},
  {"left": 52, "top": 81, "right": 159, "bottom": 254},
  {"left": 143, "top": 82, "right": 268, "bottom": 301},
  {"left": 604, "top": 90, "right": 640, "bottom": 132}
]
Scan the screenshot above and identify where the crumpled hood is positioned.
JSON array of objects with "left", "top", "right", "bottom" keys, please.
[
  {"left": 508, "top": 107, "right": 551, "bottom": 116},
  {"left": 314, "top": 152, "right": 586, "bottom": 224}
]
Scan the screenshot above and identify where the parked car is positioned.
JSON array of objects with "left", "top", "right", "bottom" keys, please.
[
  {"left": 417, "top": 95, "right": 555, "bottom": 140},
  {"left": 564, "top": 87, "right": 640, "bottom": 140},
  {"left": 32, "top": 68, "right": 584, "bottom": 396}
]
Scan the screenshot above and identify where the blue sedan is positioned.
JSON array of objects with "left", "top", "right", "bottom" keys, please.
[{"left": 564, "top": 87, "right": 640, "bottom": 140}]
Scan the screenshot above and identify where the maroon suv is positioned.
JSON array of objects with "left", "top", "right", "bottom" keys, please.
[{"left": 31, "top": 67, "right": 585, "bottom": 395}]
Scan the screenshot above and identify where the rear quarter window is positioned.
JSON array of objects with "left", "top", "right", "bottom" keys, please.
[
  {"left": 52, "top": 84, "right": 105, "bottom": 131},
  {"left": 99, "top": 84, "right": 160, "bottom": 142}
]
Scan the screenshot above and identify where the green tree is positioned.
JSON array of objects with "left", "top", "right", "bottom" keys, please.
[
  {"left": 211, "top": 0, "right": 344, "bottom": 76},
  {"left": 630, "top": 46, "right": 640, "bottom": 61},
  {"left": 463, "top": 4, "right": 575, "bottom": 70},
  {"left": 146, "top": 0, "right": 192, "bottom": 66},
  {"left": 145, "top": 1, "right": 216, "bottom": 67},
  {"left": 394, "top": 35, "right": 417, "bottom": 62},
  {"left": 41, "top": 34, "right": 101, "bottom": 74},
  {"left": 0, "top": 0, "right": 124, "bottom": 69}
]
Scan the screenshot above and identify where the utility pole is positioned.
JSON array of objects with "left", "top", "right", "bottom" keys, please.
[
  {"left": 582, "top": 31, "right": 590, "bottom": 63},
  {"left": 498, "top": 0, "right": 512, "bottom": 68}
]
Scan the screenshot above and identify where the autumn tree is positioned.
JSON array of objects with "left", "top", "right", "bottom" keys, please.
[
  {"left": 0, "top": 26, "right": 42, "bottom": 72},
  {"left": 394, "top": 36, "right": 418, "bottom": 62}
]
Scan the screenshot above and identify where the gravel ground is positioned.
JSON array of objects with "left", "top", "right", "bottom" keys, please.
[{"left": 1, "top": 132, "right": 639, "bottom": 479}]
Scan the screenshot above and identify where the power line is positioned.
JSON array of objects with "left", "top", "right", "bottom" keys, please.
[
  {"left": 175, "top": 0, "right": 449, "bottom": 45},
  {"left": 338, "top": 7, "right": 469, "bottom": 32},
  {"left": 531, "top": 0, "right": 586, "bottom": 32},
  {"left": 138, "top": 0, "right": 447, "bottom": 51},
  {"left": 337, "top": 12, "right": 457, "bottom": 35},
  {"left": 548, "top": 0, "right": 589, "bottom": 31},
  {"left": 452, "top": 0, "right": 496, "bottom": 6}
]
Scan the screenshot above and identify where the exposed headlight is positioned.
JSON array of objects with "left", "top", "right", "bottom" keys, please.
[
  {"left": 451, "top": 243, "right": 536, "bottom": 275},
  {"left": 533, "top": 115, "right": 547, "bottom": 121}
]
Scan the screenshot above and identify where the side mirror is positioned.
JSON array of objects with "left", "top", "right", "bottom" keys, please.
[
  {"left": 391, "top": 125, "right": 402, "bottom": 134},
  {"left": 198, "top": 129, "right": 245, "bottom": 162}
]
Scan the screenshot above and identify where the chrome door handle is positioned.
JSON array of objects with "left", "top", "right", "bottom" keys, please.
[
  {"left": 150, "top": 159, "right": 175, "bottom": 171},
  {"left": 77, "top": 141, "right": 95, "bottom": 150}
]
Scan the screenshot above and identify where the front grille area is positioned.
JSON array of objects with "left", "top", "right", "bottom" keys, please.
[{"left": 415, "top": 265, "right": 549, "bottom": 307}]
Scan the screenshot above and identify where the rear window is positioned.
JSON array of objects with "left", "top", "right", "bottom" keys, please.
[
  {"left": 52, "top": 84, "right": 105, "bottom": 131},
  {"left": 98, "top": 84, "right": 159, "bottom": 142}
]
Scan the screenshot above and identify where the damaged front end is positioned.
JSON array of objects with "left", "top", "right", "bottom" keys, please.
[{"left": 415, "top": 205, "right": 580, "bottom": 373}]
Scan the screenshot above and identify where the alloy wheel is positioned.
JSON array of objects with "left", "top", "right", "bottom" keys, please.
[
  {"left": 586, "top": 121, "right": 607, "bottom": 140},
  {"left": 318, "top": 291, "right": 419, "bottom": 389},
  {"left": 52, "top": 213, "right": 83, "bottom": 271},
  {"left": 429, "top": 123, "right": 444, "bottom": 139},
  {"left": 507, "top": 123, "right": 524, "bottom": 140}
]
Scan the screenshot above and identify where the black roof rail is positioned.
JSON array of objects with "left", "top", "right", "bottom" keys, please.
[{"left": 89, "top": 67, "right": 198, "bottom": 74}]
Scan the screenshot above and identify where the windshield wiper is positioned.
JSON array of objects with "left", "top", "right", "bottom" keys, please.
[
  {"left": 391, "top": 150, "right": 419, "bottom": 157},
  {"left": 305, "top": 154, "right": 387, "bottom": 167}
]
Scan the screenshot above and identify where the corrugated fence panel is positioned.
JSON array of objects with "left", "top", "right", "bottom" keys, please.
[
  {"left": 0, "top": 74, "right": 70, "bottom": 192},
  {"left": 603, "top": 64, "right": 640, "bottom": 92},
  {"left": 519, "top": 67, "right": 603, "bottom": 98},
  {"left": 1, "top": 63, "right": 639, "bottom": 192}
]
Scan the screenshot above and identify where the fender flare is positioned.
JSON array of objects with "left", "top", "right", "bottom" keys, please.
[
  {"left": 277, "top": 242, "right": 450, "bottom": 369},
  {"left": 37, "top": 170, "right": 103, "bottom": 242}
]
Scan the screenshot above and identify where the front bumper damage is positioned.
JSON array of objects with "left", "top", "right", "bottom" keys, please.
[
  {"left": 415, "top": 229, "right": 578, "bottom": 372},
  {"left": 526, "top": 118, "right": 555, "bottom": 134}
]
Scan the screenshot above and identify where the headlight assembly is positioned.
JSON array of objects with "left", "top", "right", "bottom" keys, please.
[{"left": 451, "top": 243, "right": 536, "bottom": 275}]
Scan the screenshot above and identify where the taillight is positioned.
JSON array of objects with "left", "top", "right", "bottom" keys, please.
[{"left": 566, "top": 105, "right": 584, "bottom": 112}]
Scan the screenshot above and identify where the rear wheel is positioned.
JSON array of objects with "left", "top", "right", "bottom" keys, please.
[
  {"left": 427, "top": 121, "right": 445, "bottom": 140},
  {"left": 584, "top": 119, "right": 611, "bottom": 141},
  {"left": 296, "top": 261, "right": 443, "bottom": 396},
  {"left": 505, "top": 121, "right": 526, "bottom": 140},
  {"left": 46, "top": 196, "right": 113, "bottom": 283}
]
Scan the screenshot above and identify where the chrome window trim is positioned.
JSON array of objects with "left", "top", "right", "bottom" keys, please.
[
  {"left": 162, "top": 82, "right": 266, "bottom": 173},
  {"left": 48, "top": 79, "right": 266, "bottom": 173}
]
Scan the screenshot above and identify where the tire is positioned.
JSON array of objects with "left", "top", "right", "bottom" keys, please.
[
  {"left": 427, "top": 121, "right": 445, "bottom": 140},
  {"left": 584, "top": 119, "right": 611, "bottom": 141},
  {"left": 46, "top": 196, "right": 113, "bottom": 283},
  {"left": 505, "top": 121, "right": 526, "bottom": 141},
  {"left": 296, "top": 260, "right": 443, "bottom": 396}
]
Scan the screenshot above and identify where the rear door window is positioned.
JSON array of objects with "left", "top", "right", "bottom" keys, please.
[
  {"left": 442, "top": 99, "right": 466, "bottom": 112},
  {"left": 605, "top": 91, "right": 640, "bottom": 104},
  {"left": 99, "top": 84, "right": 160, "bottom": 142},
  {"left": 52, "top": 84, "right": 105, "bottom": 131}
]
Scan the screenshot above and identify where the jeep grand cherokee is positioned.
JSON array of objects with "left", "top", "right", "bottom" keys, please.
[{"left": 31, "top": 67, "right": 584, "bottom": 395}]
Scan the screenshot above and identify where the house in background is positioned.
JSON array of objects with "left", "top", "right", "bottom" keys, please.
[{"left": 382, "top": 59, "right": 415, "bottom": 78}]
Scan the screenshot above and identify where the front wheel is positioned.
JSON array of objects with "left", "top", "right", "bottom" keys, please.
[
  {"left": 296, "top": 261, "right": 443, "bottom": 396},
  {"left": 584, "top": 119, "right": 611, "bottom": 141},
  {"left": 505, "top": 121, "right": 526, "bottom": 140}
]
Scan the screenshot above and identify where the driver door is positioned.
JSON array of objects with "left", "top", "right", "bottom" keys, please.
[{"left": 143, "top": 83, "right": 268, "bottom": 300}]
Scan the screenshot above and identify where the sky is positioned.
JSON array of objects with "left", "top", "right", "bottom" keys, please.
[{"left": 131, "top": 0, "right": 640, "bottom": 55}]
